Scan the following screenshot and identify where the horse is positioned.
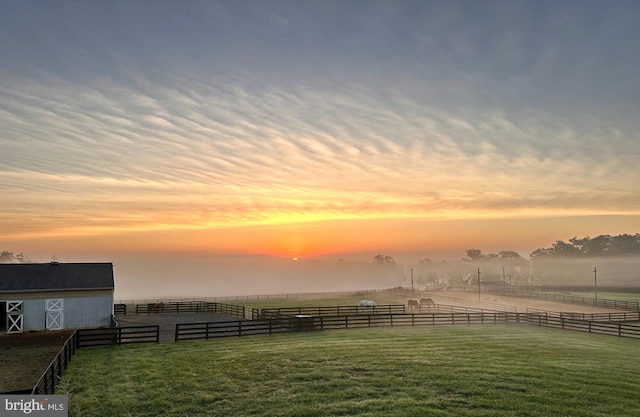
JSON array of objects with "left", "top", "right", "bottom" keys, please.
[
  {"left": 408, "top": 299, "right": 420, "bottom": 312},
  {"left": 419, "top": 298, "right": 435, "bottom": 310},
  {"left": 148, "top": 302, "right": 166, "bottom": 314},
  {"left": 359, "top": 300, "right": 377, "bottom": 312}
]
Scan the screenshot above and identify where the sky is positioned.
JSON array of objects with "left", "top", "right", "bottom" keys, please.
[{"left": 1, "top": 1, "right": 640, "bottom": 297}]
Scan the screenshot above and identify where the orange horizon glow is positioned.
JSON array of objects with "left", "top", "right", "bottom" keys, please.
[{"left": 5, "top": 214, "right": 640, "bottom": 264}]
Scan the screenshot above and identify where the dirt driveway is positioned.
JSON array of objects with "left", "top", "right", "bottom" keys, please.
[
  {"left": 0, "top": 330, "right": 74, "bottom": 393},
  {"left": 431, "top": 291, "right": 623, "bottom": 314}
]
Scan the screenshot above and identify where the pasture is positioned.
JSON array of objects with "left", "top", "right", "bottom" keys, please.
[{"left": 60, "top": 325, "right": 640, "bottom": 417}]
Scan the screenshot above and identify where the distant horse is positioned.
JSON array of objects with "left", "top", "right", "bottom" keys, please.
[
  {"left": 148, "top": 302, "right": 165, "bottom": 314},
  {"left": 408, "top": 299, "right": 420, "bottom": 312},
  {"left": 419, "top": 298, "right": 435, "bottom": 310},
  {"left": 359, "top": 300, "right": 377, "bottom": 312}
]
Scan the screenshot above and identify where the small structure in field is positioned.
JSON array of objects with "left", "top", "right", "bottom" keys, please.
[{"left": 0, "top": 262, "right": 114, "bottom": 333}]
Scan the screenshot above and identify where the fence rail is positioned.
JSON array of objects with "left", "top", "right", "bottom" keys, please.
[
  {"left": 174, "top": 312, "right": 640, "bottom": 342},
  {"left": 494, "top": 289, "right": 640, "bottom": 311},
  {"left": 32, "top": 332, "right": 78, "bottom": 395},
  {"left": 259, "top": 304, "right": 406, "bottom": 318},
  {"left": 118, "top": 301, "right": 254, "bottom": 320},
  {"left": 525, "top": 309, "right": 640, "bottom": 322},
  {"left": 521, "top": 314, "right": 640, "bottom": 338},
  {"left": 76, "top": 325, "right": 160, "bottom": 348}
]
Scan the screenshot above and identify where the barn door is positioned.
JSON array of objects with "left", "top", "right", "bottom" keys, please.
[
  {"left": 6, "top": 301, "right": 23, "bottom": 333},
  {"left": 46, "top": 299, "right": 64, "bottom": 330}
]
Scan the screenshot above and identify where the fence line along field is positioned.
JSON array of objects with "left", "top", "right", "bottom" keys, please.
[{"left": 59, "top": 325, "right": 640, "bottom": 417}]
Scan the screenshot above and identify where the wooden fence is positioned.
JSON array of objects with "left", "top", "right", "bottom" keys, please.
[
  {"left": 119, "top": 301, "right": 254, "bottom": 320},
  {"left": 114, "top": 303, "right": 127, "bottom": 315},
  {"left": 32, "top": 331, "right": 78, "bottom": 395},
  {"left": 174, "top": 312, "right": 640, "bottom": 342},
  {"left": 76, "top": 325, "right": 160, "bottom": 347},
  {"left": 521, "top": 314, "right": 640, "bottom": 338},
  {"left": 258, "top": 304, "right": 406, "bottom": 318},
  {"left": 525, "top": 309, "right": 640, "bottom": 322},
  {"left": 493, "top": 289, "right": 640, "bottom": 311}
]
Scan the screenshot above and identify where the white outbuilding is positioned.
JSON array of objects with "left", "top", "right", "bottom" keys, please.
[{"left": 0, "top": 262, "right": 115, "bottom": 333}]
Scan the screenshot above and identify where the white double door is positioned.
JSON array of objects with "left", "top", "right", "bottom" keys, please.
[
  {"left": 45, "top": 299, "right": 64, "bottom": 330},
  {"left": 4, "top": 299, "right": 64, "bottom": 333},
  {"left": 6, "top": 301, "right": 23, "bottom": 333}
]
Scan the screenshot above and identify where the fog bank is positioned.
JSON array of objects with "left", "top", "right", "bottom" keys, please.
[{"left": 111, "top": 254, "right": 404, "bottom": 301}]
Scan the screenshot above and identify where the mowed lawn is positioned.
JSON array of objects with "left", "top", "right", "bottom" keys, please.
[{"left": 60, "top": 325, "right": 640, "bottom": 417}]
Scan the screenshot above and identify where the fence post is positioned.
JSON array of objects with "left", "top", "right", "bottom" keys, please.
[
  {"left": 238, "top": 321, "right": 242, "bottom": 337},
  {"left": 174, "top": 324, "right": 180, "bottom": 342}
]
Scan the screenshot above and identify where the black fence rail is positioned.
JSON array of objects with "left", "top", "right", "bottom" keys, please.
[
  {"left": 114, "top": 303, "right": 127, "bottom": 315},
  {"left": 76, "top": 325, "right": 160, "bottom": 348},
  {"left": 525, "top": 309, "right": 640, "bottom": 322},
  {"left": 259, "top": 304, "right": 406, "bottom": 319},
  {"left": 175, "top": 319, "right": 296, "bottom": 341},
  {"left": 494, "top": 289, "right": 640, "bottom": 311},
  {"left": 126, "top": 301, "right": 253, "bottom": 320},
  {"left": 32, "top": 331, "right": 78, "bottom": 395},
  {"left": 175, "top": 312, "right": 640, "bottom": 342},
  {"left": 521, "top": 314, "right": 640, "bottom": 338}
]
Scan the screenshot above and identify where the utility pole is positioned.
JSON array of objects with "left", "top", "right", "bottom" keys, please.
[
  {"left": 502, "top": 266, "right": 506, "bottom": 289},
  {"left": 477, "top": 268, "right": 481, "bottom": 302},
  {"left": 411, "top": 268, "right": 415, "bottom": 293},
  {"left": 594, "top": 267, "right": 598, "bottom": 304}
]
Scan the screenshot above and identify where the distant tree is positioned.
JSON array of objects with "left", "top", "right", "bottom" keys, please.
[
  {"left": 529, "top": 234, "right": 640, "bottom": 285},
  {"left": 373, "top": 254, "right": 395, "bottom": 265},
  {"left": 463, "top": 249, "right": 484, "bottom": 262},
  {"left": 607, "top": 234, "right": 640, "bottom": 256},
  {"left": 0, "top": 250, "right": 29, "bottom": 263},
  {"left": 497, "top": 250, "right": 523, "bottom": 260},
  {"left": 530, "top": 234, "right": 640, "bottom": 259}
]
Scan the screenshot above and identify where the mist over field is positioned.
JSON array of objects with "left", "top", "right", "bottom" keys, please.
[
  {"left": 112, "top": 254, "right": 405, "bottom": 301},
  {"left": 108, "top": 250, "right": 640, "bottom": 301}
]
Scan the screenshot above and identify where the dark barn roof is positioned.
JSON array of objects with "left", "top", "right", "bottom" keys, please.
[{"left": 0, "top": 262, "right": 114, "bottom": 293}]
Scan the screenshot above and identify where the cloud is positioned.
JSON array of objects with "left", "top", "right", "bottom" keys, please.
[{"left": 1, "top": 1, "right": 639, "bottom": 241}]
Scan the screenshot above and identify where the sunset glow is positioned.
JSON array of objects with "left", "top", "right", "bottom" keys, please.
[{"left": 1, "top": 2, "right": 640, "bottom": 298}]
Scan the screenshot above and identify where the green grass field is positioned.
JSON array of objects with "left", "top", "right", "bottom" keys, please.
[
  {"left": 557, "top": 291, "right": 640, "bottom": 302},
  {"left": 60, "top": 325, "right": 640, "bottom": 417}
]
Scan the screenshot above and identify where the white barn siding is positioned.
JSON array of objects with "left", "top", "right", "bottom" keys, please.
[
  {"left": 22, "top": 298, "right": 45, "bottom": 331},
  {"left": 10, "top": 293, "right": 113, "bottom": 331},
  {"left": 63, "top": 295, "right": 113, "bottom": 328}
]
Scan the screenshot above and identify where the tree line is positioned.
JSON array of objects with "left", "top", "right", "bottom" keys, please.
[
  {"left": 372, "top": 233, "right": 640, "bottom": 287},
  {"left": 530, "top": 234, "right": 640, "bottom": 258}
]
